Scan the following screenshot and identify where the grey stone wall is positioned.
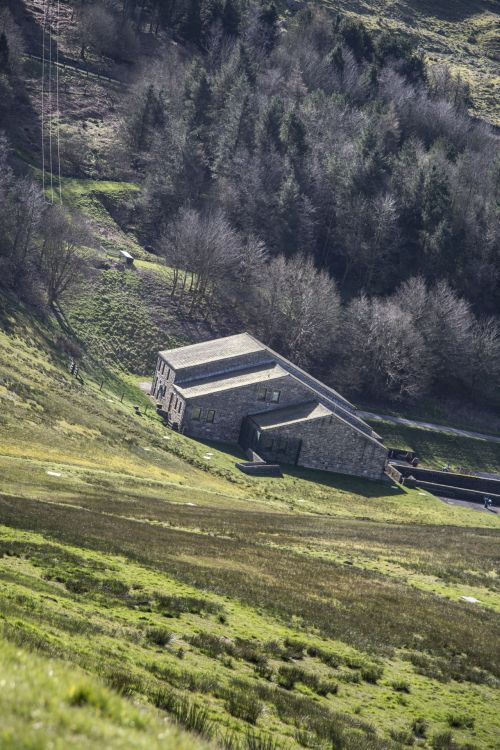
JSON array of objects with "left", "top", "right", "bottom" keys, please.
[
  {"left": 258, "top": 414, "right": 387, "bottom": 480},
  {"left": 168, "top": 393, "right": 185, "bottom": 429},
  {"left": 182, "top": 375, "right": 314, "bottom": 444},
  {"left": 153, "top": 355, "right": 178, "bottom": 417}
]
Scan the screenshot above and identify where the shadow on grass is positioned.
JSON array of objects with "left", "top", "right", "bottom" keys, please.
[
  {"left": 194, "top": 439, "right": 404, "bottom": 499},
  {"left": 281, "top": 465, "right": 403, "bottom": 498}
]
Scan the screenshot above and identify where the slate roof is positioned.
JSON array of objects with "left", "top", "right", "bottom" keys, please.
[
  {"left": 160, "top": 333, "right": 265, "bottom": 370},
  {"left": 251, "top": 401, "right": 332, "bottom": 429},
  {"left": 175, "top": 363, "right": 288, "bottom": 399}
]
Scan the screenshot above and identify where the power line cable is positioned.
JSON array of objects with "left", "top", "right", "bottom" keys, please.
[
  {"left": 56, "top": 0, "right": 62, "bottom": 203},
  {"left": 41, "top": 0, "right": 48, "bottom": 196},
  {"left": 48, "top": 0, "right": 54, "bottom": 203}
]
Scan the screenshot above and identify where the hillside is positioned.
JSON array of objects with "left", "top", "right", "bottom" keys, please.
[
  {"left": 1, "top": 1, "right": 500, "bottom": 748},
  {"left": 1, "top": 297, "right": 500, "bottom": 750},
  {"left": 320, "top": 0, "right": 499, "bottom": 127}
]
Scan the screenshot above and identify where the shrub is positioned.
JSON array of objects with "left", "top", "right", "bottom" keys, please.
[
  {"left": 431, "top": 730, "right": 457, "bottom": 749},
  {"left": 283, "top": 637, "right": 306, "bottom": 660},
  {"left": 152, "top": 686, "right": 177, "bottom": 713},
  {"left": 254, "top": 659, "right": 274, "bottom": 681},
  {"left": 190, "top": 632, "right": 234, "bottom": 658},
  {"left": 145, "top": 626, "right": 172, "bottom": 647},
  {"left": 65, "top": 576, "right": 94, "bottom": 594},
  {"left": 155, "top": 593, "right": 223, "bottom": 618},
  {"left": 316, "top": 680, "right": 339, "bottom": 696},
  {"left": 235, "top": 638, "right": 267, "bottom": 665},
  {"left": 360, "top": 664, "right": 383, "bottom": 684},
  {"left": 175, "top": 698, "right": 214, "bottom": 737},
  {"left": 278, "top": 665, "right": 302, "bottom": 690},
  {"left": 447, "top": 713, "right": 475, "bottom": 729},
  {"left": 245, "top": 731, "right": 282, "bottom": 750},
  {"left": 104, "top": 668, "right": 141, "bottom": 696},
  {"left": 295, "top": 727, "right": 317, "bottom": 748},
  {"left": 153, "top": 689, "right": 213, "bottom": 738},
  {"left": 226, "top": 689, "right": 263, "bottom": 725},
  {"left": 67, "top": 683, "right": 109, "bottom": 712},
  {"left": 412, "top": 717, "right": 428, "bottom": 738},
  {"left": 99, "top": 578, "right": 129, "bottom": 596},
  {"left": 389, "top": 728, "right": 414, "bottom": 745},
  {"left": 391, "top": 679, "right": 411, "bottom": 693}
]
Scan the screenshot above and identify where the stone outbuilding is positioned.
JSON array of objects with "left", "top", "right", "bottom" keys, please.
[{"left": 151, "top": 333, "right": 387, "bottom": 480}]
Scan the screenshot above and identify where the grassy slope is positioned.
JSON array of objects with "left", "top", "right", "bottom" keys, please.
[
  {"left": 317, "top": 0, "right": 500, "bottom": 126},
  {"left": 0, "top": 639, "right": 205, "bottom": 750},
  {"left": 368, "top": 420, "right": 500, "bottom": 473},
  {"left": 1, "top": 300, "right": 500, "bottom": 749}
]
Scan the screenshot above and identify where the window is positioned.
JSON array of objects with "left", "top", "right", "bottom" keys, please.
[
  {"left": 166, "top": 368, "right": 171, "bottom": 379},
  {"left": 261, "top": 435, "right": 274, "bottom": 450},
  {"left": 192, "top": 406, "right": 202, "bottom": 421},
  {"left": 257, "top": 388, "right": 281, "bottom": 403},
  {"left": 206, "top": 410, "right": 215, "bottom": 423}
]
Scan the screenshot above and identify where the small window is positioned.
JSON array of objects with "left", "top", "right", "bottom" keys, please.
[
  {"left": 270, "top": 390, "right": 281, "bottom": 403},
  {"left": 257, "top": 388, "right": 266, "bottom": 401},
  {"left": 192, "top": 406, "right": 202, "bottom": 421},
  {"left": 261, "top": 435, "right": 274, "bottom": 450},
  {"left": 206, "top": 410, "right": 215, "bottom": 423},
  {"left": 166, "top": 368, "right": 171, "bottom": 379}
]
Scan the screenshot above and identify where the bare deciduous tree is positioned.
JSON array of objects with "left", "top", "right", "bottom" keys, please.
[
  {"left": 38, "top": 206, "right": 89, "bottom": 307},
  {"left": 254, "top": 253, "right": 341, "bottom": 368}
]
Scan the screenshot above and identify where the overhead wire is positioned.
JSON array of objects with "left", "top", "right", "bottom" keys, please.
[
  {"left": 41, "top": 0, "right": 48, "bottom": 196},
  {"left": 56, "top": 0, "right": 62, "bottom": 203},
  {"left": 47, "top": 0, "right": 54, "bottom": 203}
]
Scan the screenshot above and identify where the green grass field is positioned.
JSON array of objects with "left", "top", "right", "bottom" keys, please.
[{"left": 1, "top": 298, "right": 500, "bottom": 749}]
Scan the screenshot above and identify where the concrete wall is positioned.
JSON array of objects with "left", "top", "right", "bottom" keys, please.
[
  {"left": 258, "top": 414, "right": 387, "bottom": 481},
  {"left": 182, "top": 375, "right": 314, "bottom": 444}
]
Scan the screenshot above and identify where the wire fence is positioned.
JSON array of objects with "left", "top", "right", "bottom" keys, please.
[
  {"left": 25, "top": 52, "right": 126, "bottom": 87},
  {"left": 65, "top": 357, "right": 155, "bottom": 418}
]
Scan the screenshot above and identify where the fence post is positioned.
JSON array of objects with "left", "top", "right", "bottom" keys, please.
[{"left": 120, "top": 392, "right": 124, "bottom": 403}]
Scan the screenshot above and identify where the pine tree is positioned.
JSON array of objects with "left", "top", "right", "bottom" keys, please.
[
  {"left": 419, "top": 164, "right": 454, "bottom": 275},
  {"left": 257, "top": 98, "right": 284, "bottom": 153},
  {"left": 222, "top": 0, "right": 240, "bottom": 37},
  {"left": 259, "top": 3, "right": 278, "bottom": 53},
  {"left": 0, "top": 33, "right": 10, "bottom": 73},
  {"left": 280, "top": 110, "right": 307, "bottom": 159}
]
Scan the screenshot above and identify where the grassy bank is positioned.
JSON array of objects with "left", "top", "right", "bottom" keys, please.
[
  {"left": 369, "top": 420, "right": 500, "bottom": 473},
  {"left": 1, "top": 301, "right": 500, "bottom": 749}
]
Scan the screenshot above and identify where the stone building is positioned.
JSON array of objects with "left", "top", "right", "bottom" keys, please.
[{"left": 151, "top": 333, "right": 387, "bottom": 480}]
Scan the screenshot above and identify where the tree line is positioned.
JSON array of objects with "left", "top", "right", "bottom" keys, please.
[
  {"left": 0, "top": 2, "right": 499, "bottom": 406},
  {"left": 0, "top": 134, "right": 88, "bottom": 310},
  {"left": 113, "top": 4, "right": 499, "bottom": 404}
]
